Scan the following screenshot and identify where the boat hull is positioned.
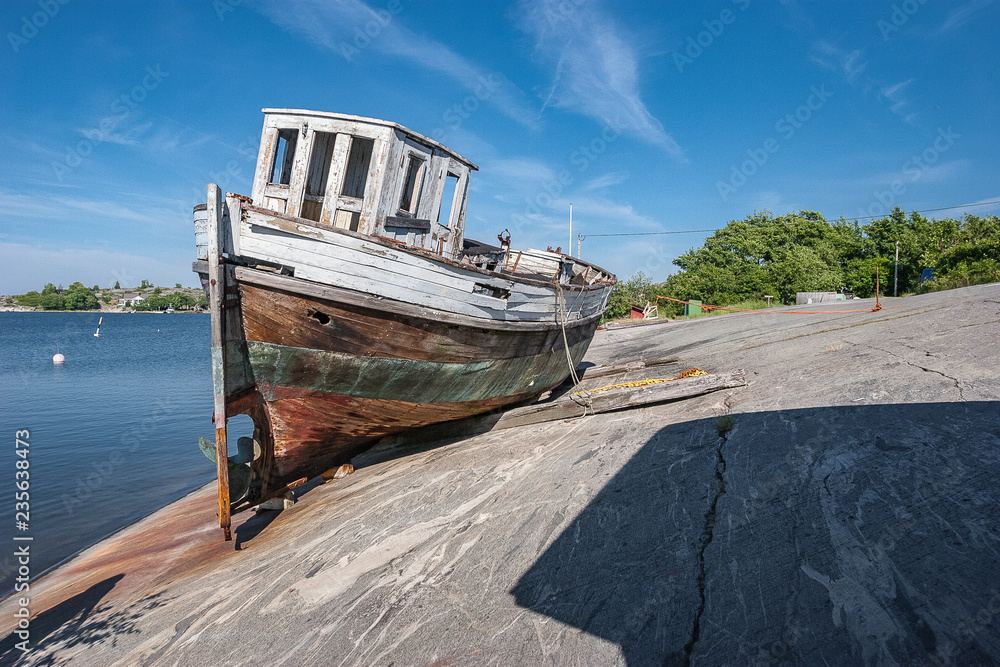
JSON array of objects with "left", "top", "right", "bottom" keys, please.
[{"left": 221, "top": 269, "right": 600, "bottom": 497}]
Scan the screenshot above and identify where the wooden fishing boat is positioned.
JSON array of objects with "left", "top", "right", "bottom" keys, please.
[{"left": 193, "top": 109, "right": 615, "bottom": 539}]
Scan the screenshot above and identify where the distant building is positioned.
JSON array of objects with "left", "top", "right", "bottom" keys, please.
[{"left": 120, "top": 293, "right": 143, "bottom": 307}]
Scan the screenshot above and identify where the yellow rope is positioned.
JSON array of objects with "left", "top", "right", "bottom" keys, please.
[{"left": 573, "top": 368, "right": 708, "bottom": 396}]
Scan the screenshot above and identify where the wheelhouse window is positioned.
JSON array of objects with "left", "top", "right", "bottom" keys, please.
[
  {"left": 398, "top": 155, "right": 425, "bottom": 215},
  {"left": 301, "top": 131, "right": 337, "bottom": 221},
  {"left": 269, "top": 128, "right": 298, "bottom": 185},
  {"left": 436, "top": 172, "right": 461, "bottom": 226},
  {"left": 341, "top": 137, "right": 374, "bottom": 199}
]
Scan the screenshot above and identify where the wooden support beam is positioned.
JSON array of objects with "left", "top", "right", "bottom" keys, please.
[
  {"left": 207, "top": 183, "right": 232, "bottom": 541},
  {"left": 493, "top": 371, "right": 746, "bottom": 430},
  {"left": 575, "top": 356, "right": 678, "bottom": 382}
]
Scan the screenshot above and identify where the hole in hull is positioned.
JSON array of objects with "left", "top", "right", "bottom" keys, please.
[{"left": 309, "top": 310, "right": 331, "bottom": 325}]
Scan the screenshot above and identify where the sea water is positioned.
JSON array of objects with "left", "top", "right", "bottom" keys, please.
[{"left": 0, "top": 312, "right": 251, "bottom": 594}]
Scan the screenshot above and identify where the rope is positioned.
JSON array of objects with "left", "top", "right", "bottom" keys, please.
[
  {"left": 654, "top": 295, "right": 900, "bottom": 315},
  {"left": 556, "top": 282, "right": 581, "bottom": 386},
  {"left": 572, "top": 368, "right": 707, "bottom": 396}
]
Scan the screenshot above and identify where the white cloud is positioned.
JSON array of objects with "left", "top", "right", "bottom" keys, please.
[
  {"left": 583, "top": 172, "right": 629, "bottom": 191},
  {"left": 516, "top": 0, "right": 684, "bottom": 160},
  {"left": 881, "top": 79, "right": 914, "bottom": 114},
  {"left": 257, "top": 0, "right": 538, "bottom": 129},
  {"left": 939, "top": 0, "right": 994, "bottom": 32},
  {"left": 811, "top": 40, "right": 867, "bottom": 82},
  {"left": 0, "top": 242, "right": 199, "bottom": 294}
]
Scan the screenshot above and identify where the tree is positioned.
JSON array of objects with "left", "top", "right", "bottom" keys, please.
[
  {"left": 168, "top": 292, "right": 195, "bottom": 310},
  {"left": 175, "top": 283, "right": 182, "bottom": 289},
  {"left": 62, "top": 282, "right": 98, "bottom": 310},
  {"left": 114, "top": 280, "right": 121, "bottom": 289},
  {"left": 140, "top": 279, "right": 152, "bottom": 289},
  {"left": 604, "top": 272, "right": 656, "bottom": 320}
]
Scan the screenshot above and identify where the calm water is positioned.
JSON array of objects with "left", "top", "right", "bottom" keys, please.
[{"left": 0, "top": 312, "right": 250, "bottom": 594}]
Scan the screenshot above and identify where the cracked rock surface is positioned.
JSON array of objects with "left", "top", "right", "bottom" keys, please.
[{"left": 2, "top": 284, "right": 998, "bottom": 666}]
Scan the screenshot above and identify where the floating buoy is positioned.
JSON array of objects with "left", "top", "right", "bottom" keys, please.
[
  {"left": 94, "top": 316, "right": 103, "bottom": 338},
  {"left": 53, "top": 353, "right": 65, "bottom": 364}
]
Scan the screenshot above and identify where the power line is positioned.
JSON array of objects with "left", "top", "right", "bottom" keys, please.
[
  {"left": 579, "top": 199, "right": 1000, "bottom": 239},
  {"left": 583, "top": 228, "right": 716, "bottom": 238},
  {"left": 845, "top": 199, "right": 1000, "bottom": 222}
]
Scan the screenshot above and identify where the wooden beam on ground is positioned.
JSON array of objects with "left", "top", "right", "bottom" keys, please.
[
  {"left": 494, "top": 371, "right": 746, "bottom": 430},
  {"left": 575, "top": 356, "right": 678, "bottom": 382}
]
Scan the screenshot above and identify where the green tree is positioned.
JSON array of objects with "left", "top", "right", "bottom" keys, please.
[
  {"left": 604, "top": 272, "right": 656, "bottom": 320},
  {"left": 140, "top": 279, "right": 152, "bottom": 289},
  {"left": 168, "top": 292, "right": 195, "bottom": 310}
]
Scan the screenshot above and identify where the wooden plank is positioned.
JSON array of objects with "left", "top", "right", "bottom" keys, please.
[
  {"left": 234, "top": 266, "right": 605, "bottom": 334},
  {"left": 576, "top": 357, "right": 679, "bottom": 381},
  {"left": 244, "top": 208, "right": 526, "bottom": 295},
  {"left": 250, "top": 126, "right": 278, "bottom": 204},
  {"left": 359, "top": 136, "right": 389, "bottom": 235},
  {"left": 319, "top": 132, "right": 352, "bottom": 226},
  {"left": 493, "top": 371, "right": 746, "bottom": 430},
  {"left": 207, "top": 184, "right": 232, "bottom": 542},
  {"left": 240, "top": 229, "right": 516, "bottom": 319},
  {"left": 244, "top": 203, "right": 603, "bottom": 293}
]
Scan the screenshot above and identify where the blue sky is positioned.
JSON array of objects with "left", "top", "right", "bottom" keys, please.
[{"left": 1, "top": 0, "right": 998, "bottom": 293}]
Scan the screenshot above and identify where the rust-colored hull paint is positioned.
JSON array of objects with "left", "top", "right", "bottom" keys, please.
[{"left": 230, "top": 279, "right": 599, "bottom": 498}]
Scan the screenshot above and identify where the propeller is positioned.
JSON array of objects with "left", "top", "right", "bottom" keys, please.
[{"left": 198, "top": 436, "right": 262, "bottom": 502}]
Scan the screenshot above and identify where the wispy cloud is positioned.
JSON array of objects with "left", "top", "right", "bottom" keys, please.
[
  {"left": 257, "top": 0, "right": 538, "bottom": 129},
  {"left": 516, "top": 0, "right": 684, "bottom": 160},
  {"left": 584, "top": 172, "right": 629, "bottom": 191},
  {"left": 881, "top": 79, "right": 914, "bottom": 114},
  {"left": 0, "top": 242, "right": 197, "bottom": 293},
  {"left": 0, "top": 189, "right": 177, "bottom": 225},
  {"left": 810, "top": 40, "right": 867, "bottom": 83},
  {"left": 938, "top": 0, "right": 995, "bottom": 32}
]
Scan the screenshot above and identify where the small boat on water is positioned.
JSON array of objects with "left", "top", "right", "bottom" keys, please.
[
  {"left": 193, "top": 109, "right": 616, "bottom": 539},
  {"left": 165, "top": 306, "right": 175, "bottom": 314}
]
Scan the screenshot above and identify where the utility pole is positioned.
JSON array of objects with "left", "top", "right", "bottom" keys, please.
[
  {"left": 577, "top": 233, "right": 582, "bottom": 258},
  {"left": 568, "top": 203, "right": 573, "bottom": 256},
  {"left": 894, "top": 240, "right": 899, "bottom": 297}
]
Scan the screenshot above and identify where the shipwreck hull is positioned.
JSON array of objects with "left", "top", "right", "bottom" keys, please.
[
  {"left": 195, "top": 109, "right": 617, "bottom": 538},
  {"left": 223, "top": 268, "right": 599, "bottom": 495}
]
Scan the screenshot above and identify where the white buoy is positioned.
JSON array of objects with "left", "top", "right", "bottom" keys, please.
[{"left": 53, "top": 353, "right": 65, "bottom": 364}]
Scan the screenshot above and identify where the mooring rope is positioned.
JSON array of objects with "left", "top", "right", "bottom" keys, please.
[{"left": 556, "top": 282, "right": 581, "bottom": 386}]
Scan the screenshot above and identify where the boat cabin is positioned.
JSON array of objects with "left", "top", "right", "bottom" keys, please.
[{"left": 250, "top": 109, "right": 477, "bottom": 259}]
